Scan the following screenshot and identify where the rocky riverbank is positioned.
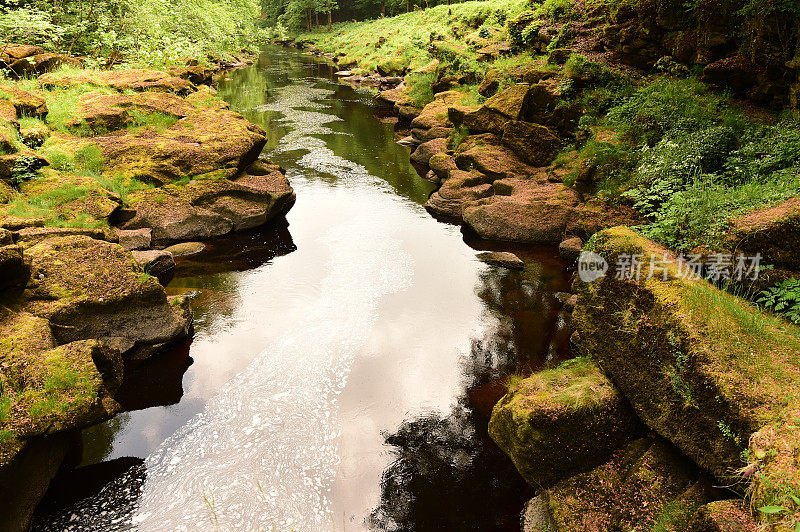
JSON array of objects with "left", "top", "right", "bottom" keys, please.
[
  {"left": 0, "top": 45, "right": 294, "bottom": 529},
  {"left": 282, "top": 0, "right": 800, "bottom": 527}
]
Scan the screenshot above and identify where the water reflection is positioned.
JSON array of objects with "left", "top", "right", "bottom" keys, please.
[{"left": 32, "top": 46, "right": 572, "bottom": 530}]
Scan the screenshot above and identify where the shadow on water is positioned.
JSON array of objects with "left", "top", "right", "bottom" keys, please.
[{"left": 28, "top": 46, "right": 574, "bottom": 530}]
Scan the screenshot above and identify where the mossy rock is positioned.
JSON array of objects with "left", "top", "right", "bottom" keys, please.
[
  {"left": 121, "top": 163, "right": 295, "bottom": 244},
  {"left": 65, "top": 91, "right": 196, "bottom": 135},
  {"left": 500, "top": 120, "right": 560, "bottom": 167},
  {"left": 409, "top": 90, "right": 461, "bottom": 131},
  {"left": 489, "top": 357, "right": 638, "bottom": 488},
  {"left": 0, "top": 83, "right": 48, "bottom": 119},
  {"left": 22, "top": 235, "right": 191, "bottom": 348},
  {"left": 525, "top": 437, "right": 715, "bottom": 531},
  {"left": 573, "top": 227, "right": 800, "bottom": 528},
  {"left": 38, "top": 68, "right": 194, "bottom": 95},
  {"left": 0, "top": 242, "right": 29, "bottom": 293}
]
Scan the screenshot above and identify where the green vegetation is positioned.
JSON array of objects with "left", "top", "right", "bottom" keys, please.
[
  {"left": 758, "top": 280, "right": 800, "bottom": 324},
  {"left": 0, "top": 0, "right": 264, "bottom": 67}
]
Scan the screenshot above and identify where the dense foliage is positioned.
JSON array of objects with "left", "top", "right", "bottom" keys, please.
[{"left": 0, "top": 0, "right": 263, "bottom": 65}]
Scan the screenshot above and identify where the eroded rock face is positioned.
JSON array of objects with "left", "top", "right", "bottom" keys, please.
[
  {"left": 501, "top": 120, "right": 560, "bottom": 166},
  {"left": 0, "top": 45, "right": 79, "bottom": 78},
  {"left": 524, "top": 437, "right": 714, "bottom": 531},
  {"left": 490, "top": 357, "right": 638, "bottom": 488},
  {"left": 572, "top": 227, "right": 800, "bottom": 523},
  {"left": 22, "top": 235, "right": 191, "bottom": 348},
  {"left": 424, "top": 169, "right": 492, "bottom": 219},
  {"left": 0, "top": 83, "right": 48, "bottom": 118}
]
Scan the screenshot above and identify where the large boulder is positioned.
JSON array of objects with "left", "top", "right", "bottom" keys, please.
[
  {"left": 483, "top": 83, "right": 532, "bottom": 120},
  {"left": 409, "top": 90, "right": 461, "bottom": 131},
  {"left": 120, "top": 162, "right": 295, "bottom": 244},
  {"left": 573, "top": 227, "right": 800, "bottom": 526},
  {"left": 728, "top": 197, "right": 800, "bottom": 269},
  {"left": 462, "top": 180, "right": 580, "bottom": 243},
  {"left": 21, "top": 235, "right": 191, "bottom": 349},
  {"left": 58, "top": 106, "right": 267, "bottom": 185},
  {"left": 489, "top": 357, "right": 638, "bottom": 488},
  {"left": 524, "top": 437, "right": 715, "bottom": 531},
  {"left": 448, "top": 104, "right": 508, "bottom": 135}
]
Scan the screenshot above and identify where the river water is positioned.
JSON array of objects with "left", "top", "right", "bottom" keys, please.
[{"left": 33, "top": 46, "right": 572, "bottom": 531}]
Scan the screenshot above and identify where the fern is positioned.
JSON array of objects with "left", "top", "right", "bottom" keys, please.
[{"left": 758, "top": 279, "right": 800, "bottom": 324}]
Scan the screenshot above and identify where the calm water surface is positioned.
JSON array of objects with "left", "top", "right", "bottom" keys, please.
[{"left": 34, "top": 46, "right": 572, "bottom": 531}]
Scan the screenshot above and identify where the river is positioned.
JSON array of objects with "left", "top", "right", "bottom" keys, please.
[{"left": 32, "top": 46, "right": 573, "bottom": 531}]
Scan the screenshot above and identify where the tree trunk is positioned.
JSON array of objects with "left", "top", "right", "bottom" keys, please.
[
  {"left": 407, "top": 0, "right": 410, "bottom": 13},
  {"left": 327, "top": 10, "right": 332, "bottom": 30}
]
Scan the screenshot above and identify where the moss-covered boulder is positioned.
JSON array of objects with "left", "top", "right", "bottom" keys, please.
[
  {"left": 81, "top": 107, "right": 267, "bottom": 184},
  {"left": 501, "top": 121, "right": 560, "bottom": 167},
  {"left": 38, "top": 68, "right": 194, "bottom": 95},
  {"left": 409, "top": 90, "right": 460, "bottom": 131},
  {"left": 22, "top": 235, "right": 191, "bottom": 349},
  {"left": 0, "top": 83, "right": 48, "bottom": 118},
  {"left": 524, "top": 437, "right": 714, "bottom": 531},
  {"left": 66, "top": 91, "right": 196, "bottom": 135},
  {"left": 484, "top": 83, "right": 532, "bottom": 120},
  {"left": 120, "top": 162, "right": 295, "bottom": 244},
  {"left": 0, "top": 310, "right": 122, "bottom": 466},
  {"left": 454, "top": 133, "right": 534, "bottom": 179},
  {"left": 410, "top": 137, "right": 448, "bottom": 166},
  {"left": 728, "top": 197, "right": 800, "bottom": 269},
  {"left": 489, "top": 358, "right": 638, "bottom": 488},
  {"left": 573, "top": 227, "right": 800, "bottom": 527}
]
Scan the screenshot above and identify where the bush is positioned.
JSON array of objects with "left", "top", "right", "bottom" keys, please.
[{"left": 506, "top": 10, "right": 537, "bottom": 46}]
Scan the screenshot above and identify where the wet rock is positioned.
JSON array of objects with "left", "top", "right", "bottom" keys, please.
[
  {"left": 476, "top": 251, "right": 524, "bottom": 269},
  {"left": 501, "top": 121, "right": 560, "bottom": 166},
  {"left": 490, "top": 357, "right": 638, "bottom": 488},
  {"left": 525, "top": 437, "right": 714, "bottom": 531},
  {"left": 687, "top": 500, "right": 758, "bottom": 531},
  {"left": 131, "top": 249, "right": 175, "bottom": 285},
  {"left": 39, "top": 68, "right": 195, "bottom": 95},
  {"left": 163, "top": 241, "right": 206, "bottom": 256},
  {"left": 22, "top": 235, "right": 191, "bottom": 349},
  {"left": 410, "top": 137, "right": 448, "bottom": 166},
  {"left": 558, "top": 236, "right": 583, "bottom": 263},
  {"left": 462, "top": 181, "right": 580, "bottom": 243},
  {"left": 573, "top": 227, "right": 800, "bottom": 516},
  {"left": 117, "top": 228, "right": 151, "bottom": 250},
  {"left": 728, "top": 197, "right": 800, "bottom": 269}
]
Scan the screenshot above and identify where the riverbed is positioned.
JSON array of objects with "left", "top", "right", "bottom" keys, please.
[{"left": 33, "top": 46, "right": 573, "bottom": 531}]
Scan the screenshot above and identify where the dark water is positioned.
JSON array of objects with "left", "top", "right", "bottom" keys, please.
[{"left": 33, "top": 47, "right": 573, "bottom": 531}]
